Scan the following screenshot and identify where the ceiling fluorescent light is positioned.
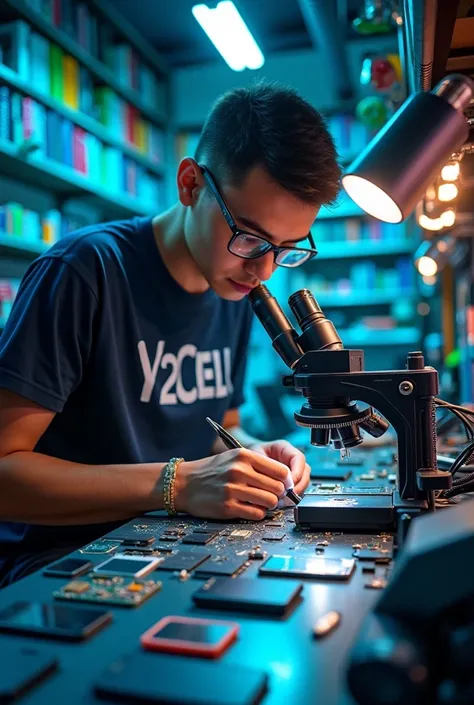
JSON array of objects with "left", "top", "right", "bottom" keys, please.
[{"left": 192, "top": 2, "right": 264, "bottom": 71}]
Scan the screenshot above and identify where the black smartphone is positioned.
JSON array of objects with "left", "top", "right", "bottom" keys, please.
[
  {"left": 0, "top": 602, "right": 112, "bottom": 641},
  {"left": 43, "top": 557, "right": 93, "bottom": 578},
  {"left": 94, "top": 650, "right": 268, "bottom": 705},
  {"left": 192, "top": 576, "right": 303, "bottom": 616},
  {"left": 0, "top": 642, "right": 58, "bottom": 703}
]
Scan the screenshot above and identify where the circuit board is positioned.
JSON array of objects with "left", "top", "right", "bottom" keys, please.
[{"left": 53, "top": 574, "right": 163, "bottom": 607}]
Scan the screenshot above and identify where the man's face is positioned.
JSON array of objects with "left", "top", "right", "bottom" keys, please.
[{"left": 184, "top": 165, "right": 319, "bottom": 301}]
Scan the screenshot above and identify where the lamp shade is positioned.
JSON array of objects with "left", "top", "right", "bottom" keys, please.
[{"left": 342, "top": 77, "right": 472, "bottom": 223}]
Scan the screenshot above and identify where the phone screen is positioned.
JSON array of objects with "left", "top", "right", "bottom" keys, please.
[
  {"left": 260, "top": 555, "right": 355, "bottom": 578},
  {"left": 0, "top": 602, "right": 107, "bottom": 631},
  {"left": 153, "top": 621, "right": 232, "bottom": 644},
  {"left": 94, "top": 557, "right": 155, "bottom": 576}
]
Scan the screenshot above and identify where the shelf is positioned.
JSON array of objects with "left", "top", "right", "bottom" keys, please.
[
  {"left": 0, "top": 65, "right": 165, "bottom": 177},
  {"left": 0, "top": 138, "right": 152, "bottom": 218},
  {"left": 3, "top": 0, "right": 167, "bottom": 127},
  {"left": 338, "top": 327, "right": 421, "bottom": 347},
  {"left": 0, "top": 231, "right": 49, "bottom": 258},
  {"left": 90, "top": 0, "right": 168, "bottom": 77},
  {"left": 314, "top": 289, "right": 416, "bottom": 307},
  {"left": 314, "top": 240, "right": 414, "bottom": 260}
]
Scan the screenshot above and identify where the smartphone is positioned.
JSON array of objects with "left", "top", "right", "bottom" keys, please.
[
  {"left": 94, "top": 651, "right": 269, "bottom": 705},
  {"left": 0, "top": 602, "right": 112, "bottom": 641},
  {"left": 0, "top": 642, "right": 58, "bottom": 702},
  {"left": 92, "top": 554, "right": 162, "bottom": 578},
  {"left": 259, "top": 555, "right": 355, "bottom": 581},
  {"left": 141, "top": 615, "right": 239, "bottom": 659},
  {"left": 43, "top": 557, "right": 93, "bottom": 578}
]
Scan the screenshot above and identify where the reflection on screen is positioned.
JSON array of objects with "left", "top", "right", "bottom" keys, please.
[{"left": 155, "top": 622, "right": 229, "bottom": 644}]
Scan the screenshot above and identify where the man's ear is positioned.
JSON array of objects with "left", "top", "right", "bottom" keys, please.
[{"left": 176, "top": 158, "right": 204, "bottom": 206}]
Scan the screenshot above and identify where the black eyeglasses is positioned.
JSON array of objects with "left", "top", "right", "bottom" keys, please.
[{"left": 200, "top": 165, "right": 318, "bottom": 268}]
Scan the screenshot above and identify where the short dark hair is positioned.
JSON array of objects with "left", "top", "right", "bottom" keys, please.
[{"left": 195, "top": 81, "right": 341, "bottom": 207}]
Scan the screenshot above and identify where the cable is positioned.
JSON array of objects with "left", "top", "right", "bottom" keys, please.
[
  {"left": 434, "top": 399, "right": 474, "bottom": 499},
  {"left": 435, "top": 399, "right": 474, "bottom": 441}
]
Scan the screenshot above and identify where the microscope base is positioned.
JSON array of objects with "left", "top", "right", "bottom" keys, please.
[{"left": 295, "top": 490, "right": 428, "bottom": 532}]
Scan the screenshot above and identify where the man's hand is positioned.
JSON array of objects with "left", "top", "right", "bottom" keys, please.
[
  {"left": 174, "top": 448, "right": 288, "bottom": 520},
  {"left": 249, "top": 439, "right": 310, "bottom": 506}
]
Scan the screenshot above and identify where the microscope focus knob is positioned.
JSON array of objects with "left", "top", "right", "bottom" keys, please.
[{"left": 407, "top": 351, "right": 424, "bottom": 370}]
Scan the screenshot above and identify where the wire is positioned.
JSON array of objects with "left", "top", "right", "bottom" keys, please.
[
  {"left": 434, "top": 398, "right": 474, "bottom": 499},
  {"left": 435, "top": 399, "right": 474, "bottom": 441}
]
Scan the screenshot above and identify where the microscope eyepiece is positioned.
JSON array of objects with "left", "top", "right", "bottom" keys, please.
[
  {"left": 288, "top": 289, "right": 343, "bottom": 352},
  {"left": 248, "top": 284, "right": 303, "bottom": 369}
]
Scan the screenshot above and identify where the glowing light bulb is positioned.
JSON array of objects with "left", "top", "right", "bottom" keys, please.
[
  {"left": 441, "top": 163, "right": 460, "bottom": 181},
  {"left": 341, "top": 175, "right": 402, "bottom": 223},
  {"left": 418, "top": 214, "right": 444, "bottom": 231},
  {"left": 440, "top": 209, "right": 456, "bottom": 227},
  {"left": 417, "top": 256, "right": 438, "bottom": 277},
  {"left": 438, "top": 183, "right": 458, "bottom": 202}
]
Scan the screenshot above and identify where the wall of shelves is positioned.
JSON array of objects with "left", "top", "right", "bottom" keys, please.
[
  {"left": 0, "top": 0, "right": 170, "bottom": 330},
  {"left": 0, "top": 65, "right": 164, "bottom": 176},
  {"left": 2, "top": 0, "right": 168, "bottom": 124}
]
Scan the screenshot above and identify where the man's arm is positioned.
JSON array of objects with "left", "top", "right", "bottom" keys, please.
[{"left": 0, "top": 389, "right": 166, "bottom": 525}]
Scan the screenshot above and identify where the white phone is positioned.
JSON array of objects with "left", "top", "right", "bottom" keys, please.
[{"left": 92, "top": 554, "right": 162, "bottom": 578}]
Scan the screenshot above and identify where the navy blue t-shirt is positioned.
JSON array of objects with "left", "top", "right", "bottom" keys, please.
[{"left": 0, "top": 216, "right": 253, "bottom": 561}]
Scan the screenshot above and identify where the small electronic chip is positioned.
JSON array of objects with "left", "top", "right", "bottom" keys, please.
[
  {"left": 359, "top": 473, "right": 376, "bottom": 481},
  {"left": 262, "top": 532, "right": 286, "bottom": 541},
  {"left": 182, "top": 532, "right": 219, "bottom": 546},
  {"left": 195, "top": 557, "right": 249, "bottom": 578},
  {"left": 120, "top": 538, "right": 155, "bottom": 547},
  {"left": 106, "top": 528, "right": 156, "bottom": 542},
  {"left": 79, "top": 541, "right": 121, "bottom": 555},
  {"left": 54, "top": 574, "right": 162, "bottom": 607},
  {"left": 62, "top": 580, "right": 90, "bottom": 594},
  {"left": 157, "top": 551, "right": 211, "bottom": 572},
  {"left": 229, "top": 529, "right": 252, "bottom": 539},
  {"left": 353, "top": 549, "right": 392, "bottom": 561},
  {"left": 158, "top": 535, "right": 179, "bottom": 542},
  {"left": 248, "top": 550, "right": 266, "bottom": 560}
]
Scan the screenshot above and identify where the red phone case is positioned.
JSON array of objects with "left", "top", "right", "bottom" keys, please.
[{"left": 140, "top": 615, "right": 239, "bottom": 658}]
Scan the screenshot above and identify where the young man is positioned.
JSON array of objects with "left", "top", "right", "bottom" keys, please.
[{"left": 0, "top": 81, "right": 341, "bottom": 586}]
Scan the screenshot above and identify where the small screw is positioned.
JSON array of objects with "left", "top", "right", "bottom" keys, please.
[{"left": 399, "top": 381, "right": 414, "bottom": 396}]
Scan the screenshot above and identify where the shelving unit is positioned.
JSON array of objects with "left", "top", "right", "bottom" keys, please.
[
  {"left": 338, "top": 327, "right": 421, "bottom": 347},
  {"left": 0, "top": 231, "right": 49, "bottom": 258},
  {"left": 314, "top": 289, "right": 416, "bottom": 308},
  {"left": 2, "top": 0, "right": 168, "bottom": 126},
  {"left": 0, "top": 65, "right": 165, "bottom": 177},
  {"left": 315, "top": 239, "right": 414, "bottom": 260},
  {"left": 0, "top": 139, "right": 152, "bottom": 218}
]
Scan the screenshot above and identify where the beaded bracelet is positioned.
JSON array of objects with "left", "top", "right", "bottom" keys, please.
[{"left": 163, "top": 457, "right": 184, "bottom": 516}]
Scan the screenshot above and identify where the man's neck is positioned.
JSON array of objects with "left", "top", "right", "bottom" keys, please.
[{"left": 151, "top": 204, "right": 210, "bottom": 294}]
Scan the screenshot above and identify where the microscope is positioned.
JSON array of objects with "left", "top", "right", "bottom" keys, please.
[{"left": 248, "top": 284, "right": 452, "bottom": 535}]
